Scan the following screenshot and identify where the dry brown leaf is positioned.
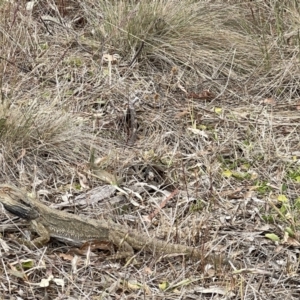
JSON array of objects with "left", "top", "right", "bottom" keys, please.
[
  {"left": 187, "top": 89, "right": 215, "bottom": 100},
  {"left": 282, "top": 231, "right": 300, "bottom": 246},
  {"left": 75, "top": 240, "right": 114, "bottom": 256},
  {"left": 143, "top": 266, "right": 153, "bottom": 275},
  {"left": 59, "top": 253, "right": 75, "bottom": 261},
  {"left": 263, "top": 97, "right": 276, "bottom": 105}
]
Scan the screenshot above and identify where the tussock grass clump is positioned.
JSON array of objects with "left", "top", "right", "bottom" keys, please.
[
  {"left": 235, "top": 0, "right": 300, "bottom": 99},
  {"left": 0, "top": 101, "right": 93, "bottom": 183},
  {"left": 80, "top": 0, "right": 300, "bottom": 100},
  {"left": 82, "top": 0, "right": 263, "bottom": 92}
]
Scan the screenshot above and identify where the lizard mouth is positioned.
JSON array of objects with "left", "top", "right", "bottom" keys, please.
[{"left": 3, "top": 204, "right": 39, "bottom": 220}]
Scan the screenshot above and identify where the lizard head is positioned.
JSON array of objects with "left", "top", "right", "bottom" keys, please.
[{"left": 0, "top": 184, "right": 40, "bottom": 220}]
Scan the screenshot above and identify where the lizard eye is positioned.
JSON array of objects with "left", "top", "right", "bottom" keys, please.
[{"left": 19, "top": 199, "right": 32, "bottom": 208}]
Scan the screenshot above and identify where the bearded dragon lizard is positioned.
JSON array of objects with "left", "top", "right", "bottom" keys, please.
[{"left": 0, "top": 184, "right": 233, "bottom": 265}]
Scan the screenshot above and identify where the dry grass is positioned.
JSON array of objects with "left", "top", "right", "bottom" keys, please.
[{"left": 0, "top": 0, "right": 300, "bottom": 298}]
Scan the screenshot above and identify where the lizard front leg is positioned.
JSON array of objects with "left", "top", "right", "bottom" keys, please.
[{"left": 16, "top": 220, "right": 51, "bottom": 248}]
